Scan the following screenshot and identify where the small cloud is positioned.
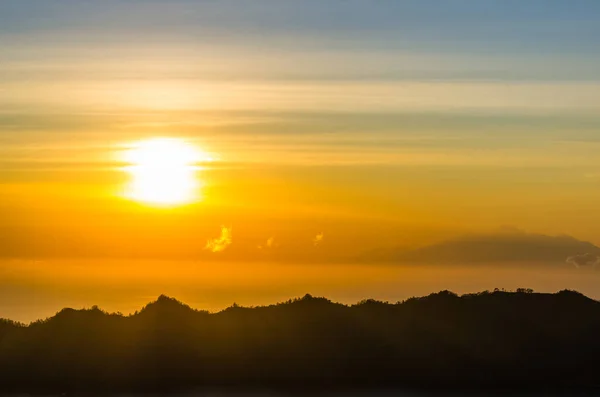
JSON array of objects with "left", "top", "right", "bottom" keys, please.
[
  {"left": 566, "top": 253, "right": 600, "bottom": 268},
  {"left": 258, "top": 236, "right": 277, "bottom": 250},
  {"left": 205, "top": 226, "right": 232, "bottom": 253},
  {"left": 313, "top": 232, "right": 324, "bottom": 246}
]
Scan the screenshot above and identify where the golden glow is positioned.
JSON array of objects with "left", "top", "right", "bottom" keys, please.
[{"left": 121, "top": 138, "right": 209, "bottom": 206}]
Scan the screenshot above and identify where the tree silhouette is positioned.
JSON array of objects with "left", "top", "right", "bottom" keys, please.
[{"left": 1, "top": 290, "right": 599, "bottom": 392}]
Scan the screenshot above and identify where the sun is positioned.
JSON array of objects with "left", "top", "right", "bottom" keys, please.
[{"left": 121, "top": 138, "right": 210, "bottom": 206}]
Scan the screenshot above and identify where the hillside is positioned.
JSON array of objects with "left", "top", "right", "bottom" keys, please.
[{"left": 1, "top": 290, "right": 600, "bottom": 392}]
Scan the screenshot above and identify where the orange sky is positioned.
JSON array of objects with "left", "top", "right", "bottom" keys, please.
[{"left": 2, "top": 0, "right": 600, "bottom": 321}]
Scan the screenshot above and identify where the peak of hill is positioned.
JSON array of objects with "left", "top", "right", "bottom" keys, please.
[
  {"left": 292, "top": 293, "right": 334, "bottom": 305},
  {"left": 141, "top": 295, "right": 190, "bottom": 311},
  {"left": 135, "top": 295, "right": 201, "bottom": 321}
]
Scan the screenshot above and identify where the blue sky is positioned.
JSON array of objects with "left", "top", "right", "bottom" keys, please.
[{"left": 2, "top": 0, "right": 600, "bottom": 81}]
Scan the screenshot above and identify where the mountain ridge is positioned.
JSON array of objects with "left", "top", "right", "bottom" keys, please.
[
  {"left": 2, "top": 289, "right": 597, "bottom": 325},
  {"left": 2, "top": 290, "right": 600, "bottom": 392},
  {"left": 0, "top": 288, "right": 600, "bottom": 394}
]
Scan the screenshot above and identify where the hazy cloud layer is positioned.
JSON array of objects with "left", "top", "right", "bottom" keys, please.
[{"left": 363, "top": 230, "right": 600, "bottom": 265}]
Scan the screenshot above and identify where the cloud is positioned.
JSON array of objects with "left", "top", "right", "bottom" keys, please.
[
  {"left": 205, "top": 226, "right": 232, "bottom": 253},
  {"left": 359, "top": 229, "right": 600, "bottom": 265},
  {"left": 258, "top": 236, "right": 277, "bottom": 250},
  {"left": 313, "top": 232, "right": 324, "bottom": 246},
  {"left": 566, "top": 253, "right": 600, "bottom": 268}
]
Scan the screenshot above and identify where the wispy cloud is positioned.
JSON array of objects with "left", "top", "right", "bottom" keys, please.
[
  {"left": 258, "top": 236, "right": 277, "bottom": 250},
  {"left": 205, "top": 226, "right": 232, "bottom": 253},
  {"left": 313, "top": 232, "right": 324, "bottom": 246},
  {"left": 566, "top": 253, "right": 600, "bottom": 268}
]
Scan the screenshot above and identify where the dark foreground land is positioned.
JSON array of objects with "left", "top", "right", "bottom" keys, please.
[{"left": 2, "top": 289, "right": 600, "bottom": 393}]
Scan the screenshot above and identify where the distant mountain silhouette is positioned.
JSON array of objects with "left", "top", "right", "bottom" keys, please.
[
  {"left": 362, "top": 230, "right": 600, "bottom": 264},
  {"left": 2, "top": 290, "right": 600, "bottom": 392}
]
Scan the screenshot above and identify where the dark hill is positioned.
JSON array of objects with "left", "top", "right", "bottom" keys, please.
[{"left": 1, "top": 290, "right": 600, "bottom": 392}]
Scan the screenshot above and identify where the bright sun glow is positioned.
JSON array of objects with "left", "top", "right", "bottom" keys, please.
[{"left": 122, "top": 138, "right": 210, "bottom": 206}]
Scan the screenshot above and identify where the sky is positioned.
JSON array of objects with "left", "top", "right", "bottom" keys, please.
[{"left": 2, "top": 0, "right": 600, "bottom": 321}]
